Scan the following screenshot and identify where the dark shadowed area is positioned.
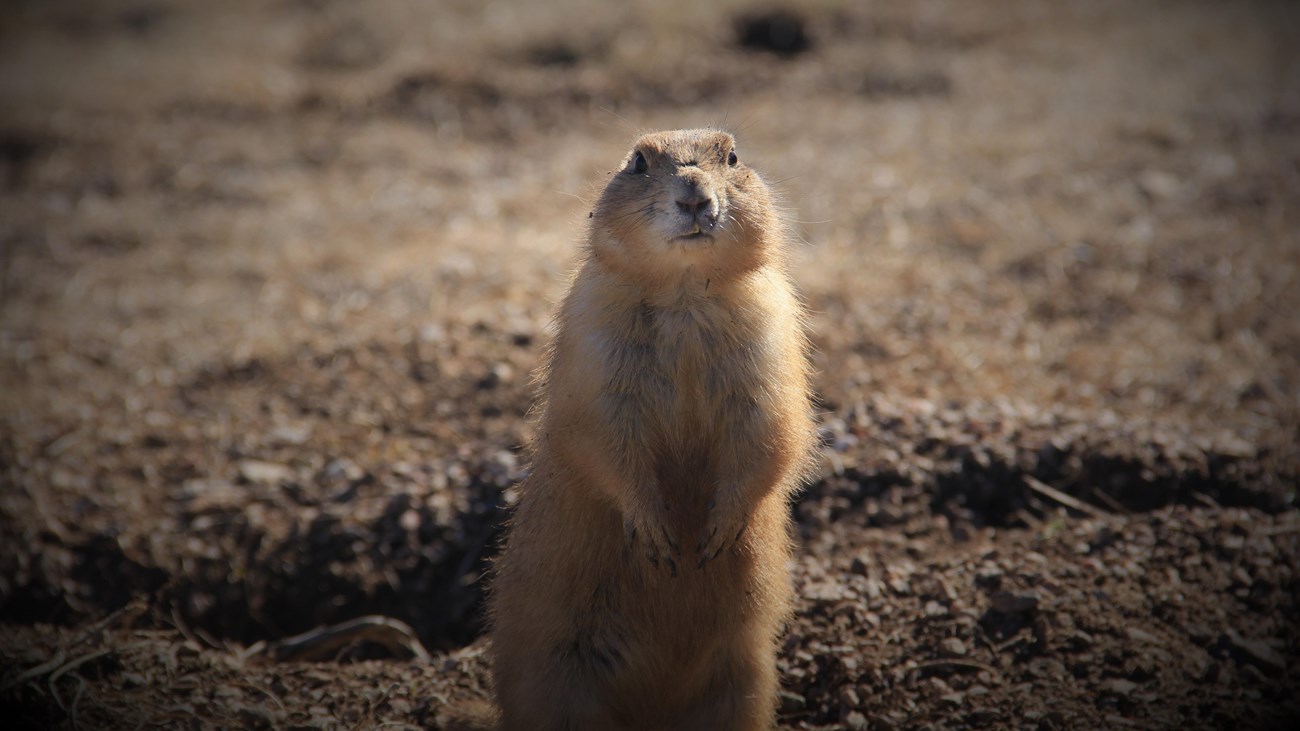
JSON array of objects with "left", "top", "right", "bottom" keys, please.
[{"left": 1, "top": 0, "right": 1297, "bottom": 728}]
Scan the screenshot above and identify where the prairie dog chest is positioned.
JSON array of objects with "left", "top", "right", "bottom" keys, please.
[
  {"left": 653, "top": 301, "right": 754, "bottom": 396},
  {"left": 617, "top": 294, "right": 774, "bottom": 433}
]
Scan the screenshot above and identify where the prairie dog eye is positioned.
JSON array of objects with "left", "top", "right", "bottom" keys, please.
[
  {"left": 727, "top": 150, "right": 738, "bottom": 166},
  {"left": 631, "top": 151, "right": 648, "bottom": 174}
]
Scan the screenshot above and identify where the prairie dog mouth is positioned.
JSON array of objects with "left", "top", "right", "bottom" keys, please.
[{"left": 672, "top": 231, "right": 715, "bottom": 244}]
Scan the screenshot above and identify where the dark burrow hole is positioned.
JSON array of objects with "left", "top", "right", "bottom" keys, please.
[
  {"left": 929, "top": 448, "right": 1293, "bottom": 529},
  {"left": 2, "top": 436, "right": 1291, "bottom": 658},
  {"left": 735, "top": 9, "right": 813, "bottom": 57},
  {"left": 525, "top": 40, "right": 586, "bottom": 68},
  {"left": 797, "top": 440, "right": 1293, "bottom": 534},
  {"left": 0, "top": 481, "right": 507, "bottom": 659}
]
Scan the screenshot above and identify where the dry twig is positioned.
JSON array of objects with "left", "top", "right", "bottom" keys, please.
[
  {"left": 251, "top": 615, "right": 433, "bottom": 663},
  {"left": 1024, "top": 475, "right": 1111, "bottom": 519}
]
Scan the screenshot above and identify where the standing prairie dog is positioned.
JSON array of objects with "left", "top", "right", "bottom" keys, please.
[{"left": 488, "top": 128, "right": 816, "bottom": 731}]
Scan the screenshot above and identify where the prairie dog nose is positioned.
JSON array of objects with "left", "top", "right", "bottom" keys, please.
[
  {"left": 677, "top": 193, "right": 711, "bottom": 216},
  {"left": 676, "top": 183, "right": 718, "bottom": 224}
]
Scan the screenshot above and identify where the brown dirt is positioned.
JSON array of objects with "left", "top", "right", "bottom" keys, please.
[{"left": 2, "top": 0, "right": 1298, "bottom": 729}]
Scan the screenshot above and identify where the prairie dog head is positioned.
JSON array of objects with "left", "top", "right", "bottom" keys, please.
[{"left": 587, "top": 128, "right": 784, "bottom": 288}]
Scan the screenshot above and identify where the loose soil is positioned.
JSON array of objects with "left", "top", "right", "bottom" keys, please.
[{"left": 1, "top": 1, "right": 1297, "bottom": 729}]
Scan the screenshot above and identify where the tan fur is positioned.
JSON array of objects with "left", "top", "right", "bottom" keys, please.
[{"left": 487, "top": 129, "right": 816, "bottom": 731}]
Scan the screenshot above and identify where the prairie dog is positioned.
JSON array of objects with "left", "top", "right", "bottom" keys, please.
[{"left": 488, "top": 128, "right": 815, "bottom": 731}]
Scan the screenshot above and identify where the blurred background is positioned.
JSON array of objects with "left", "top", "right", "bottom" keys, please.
[{"left": 1, "top": 0, "right": 1297, "bottom": 728}]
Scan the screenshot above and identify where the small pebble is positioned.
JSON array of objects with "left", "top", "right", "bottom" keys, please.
[
  {"left": 990, "top": 590, "right": 1038, "bottom": 613},
  {"left": 940, "top": 637, "right": 967, "bottom": 656}
]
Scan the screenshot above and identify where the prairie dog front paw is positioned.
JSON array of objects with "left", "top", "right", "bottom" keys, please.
[{"left": 623, "top": 500, "right": 681, "bottom": 576}]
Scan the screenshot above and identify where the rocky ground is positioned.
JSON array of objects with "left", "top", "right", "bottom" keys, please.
[{"left": 1, "top": 0, "right": 1297, "bottom": 728}]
